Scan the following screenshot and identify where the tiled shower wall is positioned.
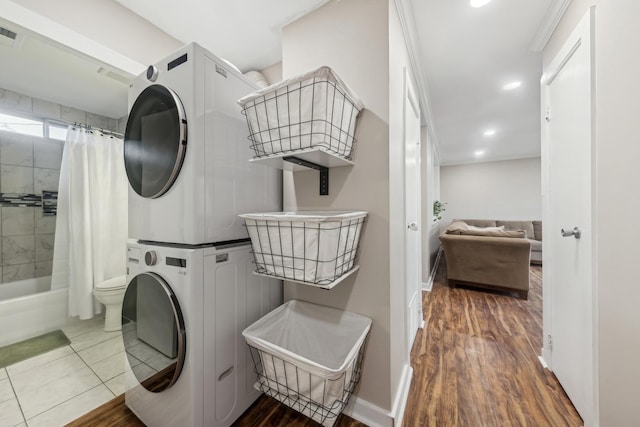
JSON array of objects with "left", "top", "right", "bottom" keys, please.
[{"left": 0, "top": 87, "right": 121, "bottom": 284}]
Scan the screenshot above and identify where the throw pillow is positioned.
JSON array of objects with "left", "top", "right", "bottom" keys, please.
[
  {"left": 446, "top": 220, "right": 469, "bottom": 235},
  {"left": 467, "top": 225, "right": 505, "bottom": 232},
  {"left": 497, "top": 221, "right": 534, "bottom": 240}
]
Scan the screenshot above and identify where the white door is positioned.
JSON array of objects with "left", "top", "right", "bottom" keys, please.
[
  {"left": 404, "top": 68, "right": 422, "bottom": 352},
  {"left": 542, "top": 8, "right": 595, "bottom": 425}
]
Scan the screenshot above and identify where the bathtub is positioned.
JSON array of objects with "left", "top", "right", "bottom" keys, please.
[{"left": 0, "top": 276, "right": 68, "bottom": 348}]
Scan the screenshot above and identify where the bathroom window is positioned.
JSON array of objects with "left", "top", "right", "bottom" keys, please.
[
  {"left": 47, "top": 122, "right": 68, "bottom": 141},
  {"left": 0, "top": 112, "right": 44, "bottom": 137}
]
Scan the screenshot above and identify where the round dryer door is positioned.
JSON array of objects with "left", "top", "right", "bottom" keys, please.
[
  {"left": 121, "top": 272, "right": 186, "bottom": 393},
  {"left": 124, "top": 84, "right": 187, "bottom": 198}
]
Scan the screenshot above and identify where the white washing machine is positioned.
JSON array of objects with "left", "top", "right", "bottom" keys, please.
[
  {"left": 123, "top": 240, "right": 282, "bottom": 426},
  {"left": 124, "top": 42, "right": 281, "bottom": 245}
]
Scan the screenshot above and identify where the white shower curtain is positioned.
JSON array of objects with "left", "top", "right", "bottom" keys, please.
[{"left": 51, "top": 127, "right": 128, "bottom": 320}]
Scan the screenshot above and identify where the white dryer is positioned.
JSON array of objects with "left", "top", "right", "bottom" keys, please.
[
  {"left": 124, "top": 42, "right": 281, "bottom": 245},
  {"left": 123, "top": 240, "right": 282, "bottom": 426}
]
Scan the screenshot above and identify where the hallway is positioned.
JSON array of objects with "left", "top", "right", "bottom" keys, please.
[{"left": 404, "top": 261, "right": 582, "bottom": 426}]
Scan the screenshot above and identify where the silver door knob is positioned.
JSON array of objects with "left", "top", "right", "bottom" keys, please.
[
  {"left": 408, "top": 222, "right": 418, "bottom": 231},
  {"left": 561, "top": 227, "right": 581, "bottom": 239}
]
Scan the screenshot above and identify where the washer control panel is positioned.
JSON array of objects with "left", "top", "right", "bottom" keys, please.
[{"left": 127, "top": 245, "right": 187, "bottom": 270}]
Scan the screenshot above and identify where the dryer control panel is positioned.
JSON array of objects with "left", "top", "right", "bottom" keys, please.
[
  {"left": 166, "top": 257, "right": 187, "bottom": 268},
  {"left": 145, "top": 251, "right": 157, "bottom": 266}
]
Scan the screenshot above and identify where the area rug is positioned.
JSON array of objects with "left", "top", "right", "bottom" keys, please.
[{"left": 0, "top": 330, "right": 70, "bottom": 368}]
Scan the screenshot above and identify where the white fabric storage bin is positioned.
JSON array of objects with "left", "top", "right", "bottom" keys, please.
[
  {"left": 243, "top": 300, "right": 371, "bottom": 427},
  {"left": 239, "top": 211, "right": 367, "bottom": 286},
  {"left": 237, "top": 67, "right": 364, "bottom": 160}
]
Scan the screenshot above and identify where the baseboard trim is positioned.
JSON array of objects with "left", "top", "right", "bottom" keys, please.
[
  {"left": 538, "top": 355, "right": 549, "bottom": 370},
  {"left": 343, "top": 396, "right": 393, "bottom": 427},
  {"left": 390, "top": 363, "right": 413, "bottom": 427},
  {"left": 343, "top": 364, "right": 413, "bottom": 427},
  {"left": 423, "top": 248, "right": 442, "bottom": 292}
]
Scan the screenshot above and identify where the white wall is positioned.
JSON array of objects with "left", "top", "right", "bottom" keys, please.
[
  {"left": 281, "top": 1, "right": 419, "bottom": 423},
  {"left": 545, "top": 1, "right": 640, "bottom": 425},
  {"left": 440, "top": 157, "right": 542, "bottom": 225},
  {"left": 281, "top": 0, "right": 392, "bottom": 415}
]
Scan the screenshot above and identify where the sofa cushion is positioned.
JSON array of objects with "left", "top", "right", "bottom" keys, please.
[
  {"left": 445, "top": 220, "right": 469, "bottom": 235},
  {"left": 459, "top": 229, "right": 526, "bottom": 238},
  {"left": 529, "top": 239, "right": 542, "bottom": 252},
  {"left": 460, "top": 219, "right": 497, "bottom": 228},
  {"left": 497, "top": 221, "right": 535, "bottom": 240},
  {"left": 533, "top": 221, "right": 542, "bottom": 241}
]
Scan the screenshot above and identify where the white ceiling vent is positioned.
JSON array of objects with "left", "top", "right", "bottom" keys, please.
[
  {"left": 0, "top": 26, "right": 21, "bottom": 47},
  {"left": 97, "top": 67, "right": 131, "bottom": 85}
]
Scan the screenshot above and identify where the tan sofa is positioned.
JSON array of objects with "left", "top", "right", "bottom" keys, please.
[
  {"left": 439, "top": 219, "right": 540, "bottom": 299},
  {"left": 453, "top": 219, "right": 542, "bottom": 263}
]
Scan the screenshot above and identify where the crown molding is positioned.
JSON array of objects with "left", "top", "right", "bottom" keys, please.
[
  {"left": 530, "top": 0, "right": 574, "bottom": 52},
  {"left": 393, "top": 0, "right": 441, "bottom": 161}
]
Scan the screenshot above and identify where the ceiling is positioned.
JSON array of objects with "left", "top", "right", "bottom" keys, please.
[
  {"left": 0, "top": 0, "right": 553, "bottom": 164},
  {"left": 0, "top": 17, "right": 130, "bottom": 119},
  {"left": 411, "top": 0, "right": 553, "bottom": 165},
  {"left": 0, "top": 0, "right": 329, "bottom": 120},
  {"left": 113, "top": 0, "right": 331, "bottom": 72}
]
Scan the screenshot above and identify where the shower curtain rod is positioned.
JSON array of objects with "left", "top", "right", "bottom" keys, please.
[{"left": 70, "top": 121, "right": 124, "bottom": 138}]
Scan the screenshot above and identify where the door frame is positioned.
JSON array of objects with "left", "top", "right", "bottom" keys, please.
[{"left": 541, "top": 6, "right": 598, "bottom": 425}]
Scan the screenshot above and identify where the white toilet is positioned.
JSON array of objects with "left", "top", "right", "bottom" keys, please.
[{"left": 93, "top": 276, "right": 127, "bottom": 332}]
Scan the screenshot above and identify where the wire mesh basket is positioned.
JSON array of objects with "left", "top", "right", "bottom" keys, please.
[
  {"left": 239, "top": 211, "right": 367, "bottom": 288},
  {"left": 237, "top": 66, "right": 365, "bottom": 161},
  {"left": 243, "top": 300, "right": 371, "bottom": 427}
]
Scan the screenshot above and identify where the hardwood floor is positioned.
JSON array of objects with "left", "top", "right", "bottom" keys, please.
[
  {"left": 66, "top": 394, "right": 143, "bottom": 427},
  {"left": 67, "top": 262, "right": 581, "bottom": 427},
  {"left": 403, "top": 262, "right": 582, "bottom": 427},
  {"left": 232, "top": 395, "right": 366, "bottom": 427}
]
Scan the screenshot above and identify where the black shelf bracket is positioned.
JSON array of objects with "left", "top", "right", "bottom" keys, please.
[{"left": 283, "top": 156, "right": 329, "bottom": 195}]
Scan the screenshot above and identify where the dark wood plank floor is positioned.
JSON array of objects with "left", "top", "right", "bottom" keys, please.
[
  {"left": 66, "top": 393, "right": 144, "bottom": 427},
  {"left": 403, "top": 261, "right": 582, "bottom": 427},
  {"left": 67, "top": 261, "right": 581, "bottom": 427},
  {"left": 232, "top": 394, "right": 366, "bottom": 427}
]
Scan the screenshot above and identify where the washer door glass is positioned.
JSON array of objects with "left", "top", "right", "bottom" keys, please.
[
  {"left": 122, "top": 272, "right": 186, "bottom": 393},
  {"left": 124, "top": 84, "right": 187, "bottom": 199}
]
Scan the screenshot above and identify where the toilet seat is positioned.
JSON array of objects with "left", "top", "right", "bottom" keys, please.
[
  {"left": 94, "top": 287, "right": 126, "bottom": 297},
  {"left": 95, "top": 276, "right": 126, "bottom": 291}
]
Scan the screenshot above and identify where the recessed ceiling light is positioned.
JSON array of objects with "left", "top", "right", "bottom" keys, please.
[
  {"left": 470, "top": 0, "right": 492, "bottom": 7},
  {"left": 483, "top": 129, "right": 496, "bottom": 137},
  {"left": 503, "top": 81, "right": 522, "bottom": 90},
  {"left": 474, "top": 150, "right": 485, "bottom": 157}
]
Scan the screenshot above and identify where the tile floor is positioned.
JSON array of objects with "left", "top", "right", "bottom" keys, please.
[{"left": 0, "top": 315, "right": 126, "bottom": 427}]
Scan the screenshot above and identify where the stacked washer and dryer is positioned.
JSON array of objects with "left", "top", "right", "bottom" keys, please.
[{"left": 121, "top": 43, "right": 282, "bottom": 427}]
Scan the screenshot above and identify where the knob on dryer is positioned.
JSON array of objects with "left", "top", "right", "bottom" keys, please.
[
  {"left": 146, "top": 65, "right": 158, "bottom": 82},
  {"left": 145, "top": 251, "right": 158, "bottom": 266}
]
